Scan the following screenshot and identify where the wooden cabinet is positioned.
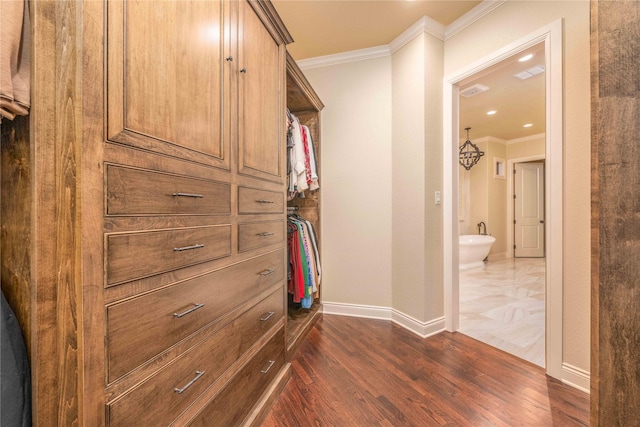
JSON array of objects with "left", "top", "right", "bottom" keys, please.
[
  {"left": 237, "top": 0, "right": 285, "bottom": 183},
  {"left": 0, "top": 0, "right": 294, "bottom": 425},
  {"left": 106, "top": 0, "right": 231, "bottom": 170}
]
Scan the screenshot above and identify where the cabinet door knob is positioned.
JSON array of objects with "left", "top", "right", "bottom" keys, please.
[
  {"left": 226, "top": 56, "right": 233, "bottom": 62},
  {"left": 240, "top": 68, "right": 247, "bottom": 73}
]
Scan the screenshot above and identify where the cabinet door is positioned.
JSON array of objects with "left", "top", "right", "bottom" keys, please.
[
  {"left": 107, "top": 0, "right": 230, "bottom": 170},
  {"left": 237, "top": 0, "right": 284, "bottom": 183}
]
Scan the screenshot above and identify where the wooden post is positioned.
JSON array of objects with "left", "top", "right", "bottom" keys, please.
[{"left": 591, "top": 1, "right": 640, "bottom": 425}]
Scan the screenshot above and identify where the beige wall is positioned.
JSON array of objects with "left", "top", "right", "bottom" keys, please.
[
  {"left": 303, "top": 57, "right": 393, "bottom": 307},
  {"left": 463, "top": 137, "right": 507, "bottom": 255},
  {"left": 507, "top": 134, "right": 545, "bottom": 159},
  {"left": 446, "top": 0, "right": 591, "bottom": 372},
  {"left": 487, "top": 139, "right": 507, "bottom": 255},
  {"left": 391, "top": 35, "right": 428, "bottom": 320},
  {"left": 391, "top": 33, "right": 445, "bottom": 322}
]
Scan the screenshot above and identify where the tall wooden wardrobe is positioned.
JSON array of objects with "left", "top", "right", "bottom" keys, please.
[{"left": 0, "top": 0, "right": 321, "bottom": 425}]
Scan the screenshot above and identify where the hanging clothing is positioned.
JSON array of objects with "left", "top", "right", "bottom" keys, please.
[
  {"left": 286, "top": 110, "right": 320, "bottom": 198},
  {"left": 287, "top": 215, "right": 321, "bottom": 309},
  {"left": 0, "top": 0, "right": 31, "bottom": 121}
]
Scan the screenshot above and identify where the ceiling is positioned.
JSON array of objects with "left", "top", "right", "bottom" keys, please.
[
  {"left": 273, "top": 0, "right": 546, "bottom": 142},
  {"left": 272, "top": 0, "right": 481, "bottom": 60}
]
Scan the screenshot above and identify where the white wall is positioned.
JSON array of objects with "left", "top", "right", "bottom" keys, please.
[
  {"left": 303, "top": 57, "right": 393, "bottom": 308},
  {"left": 445, "top": 0, "right": 591, "bottom": 374}
]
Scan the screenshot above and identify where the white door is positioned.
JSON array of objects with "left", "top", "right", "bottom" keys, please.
[{"left": 514, "top": 162, "right": 545, "bottom": 257}]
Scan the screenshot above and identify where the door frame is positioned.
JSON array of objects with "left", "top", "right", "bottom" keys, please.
[
  {"left": 507, "top": 155, "right": 545, "bottom": 259},
  {"left": 443, "top": 19, "right": 563, "bottom": 379}
]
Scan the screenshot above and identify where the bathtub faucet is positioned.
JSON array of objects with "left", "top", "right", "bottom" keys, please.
[{"left": 477, "top": 221, "right": 487, "bottom": 235}]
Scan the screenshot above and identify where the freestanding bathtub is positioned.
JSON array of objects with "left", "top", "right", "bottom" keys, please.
[{"left": 459, "top": 234, "right": 496, "bottom": 269}]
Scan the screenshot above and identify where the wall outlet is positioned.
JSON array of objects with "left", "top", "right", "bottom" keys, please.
[{"left": 435, "top": 191, "right": 441, "bottom": 205}]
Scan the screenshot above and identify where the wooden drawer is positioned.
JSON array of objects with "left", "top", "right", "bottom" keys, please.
[
  {"left": 238, "top": 187, "right": 284, "bottom": 214},
  {"left": 238, "top": 220, "right": 284, "bottom": 252},
  {"left": 106, "top": 164, "right": 231, "bottom": 216},
  {"left": 187, "top": 328, "right": 285, "bottom": 427},
  {"left": 107, "top": 288, "right": 284, "bottom": 427},
  {"left": 107, "top": 250, "right": 284, "bottom": 381},
  {"left": 106, "top": 225, "right": 231, "bottom": 287}
]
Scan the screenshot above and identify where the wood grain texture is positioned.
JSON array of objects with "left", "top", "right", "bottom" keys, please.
[
  {"left": 590, "top": 1, "right": 600, "bottom": 424},
  {"left": 27, "top": 1, "right": 84, "bottom": 425},
  {"left": 188, "top": 327, "right": 286, "bottom": 427},
  {"left": 238, "top": 0, "right": 285, "bottom": 183},
  {"left": 107, "top": 288, "right": 284, "bottom": 426},
  {"left": 0, "top": 115, "right": 32, "bottom": 354},
  {"left": 591, "top": 1, "right": 640, "bottom": 425},
  {"left": 263, "top": 315, "right": 590, "bottom": 427},
  {"left": 106, "top": 251, "right": 283, "bottom": 381}
]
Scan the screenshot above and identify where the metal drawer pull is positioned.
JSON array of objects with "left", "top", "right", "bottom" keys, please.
[
  {"left": 174, "top": 370, "right": 205, "bottom": 394},
  {"left": 173, "top": 303, "right": 205, "bottom": 318},
  {"left": 260, "top": 360, "right": 276, "bottom": 374},
  {"left": 257, "top": 232, "right": 274, "bottom": 237},
  {"left": 172, "top": 192, "right": 204, "bottom": 198},
  {"left": 173, "top": 244, "right": 204, "bottom": 252},
  {"left": 256, "top": 199, "right": 274, "bottom": 204},
  {"left": 259, "top": 268, "right": 275, "bottom": 276},
  {"left": 260, "top": 311, "right": 275, "bottom": 322}
]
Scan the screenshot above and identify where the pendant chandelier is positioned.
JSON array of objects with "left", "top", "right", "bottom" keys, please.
[{"left": 459, "top": 127, "right": 484, "bottom": 171}]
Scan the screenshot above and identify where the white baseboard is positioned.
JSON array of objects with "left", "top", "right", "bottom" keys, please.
[
  {"left": 322, "top": 301, "right": 392, "bottom": 320},
  {"left": 322, "top": 302, "right": 445, "bottom": 339},
  {"left": 561, "top": 363, "right": 590, "bottom": 394}
]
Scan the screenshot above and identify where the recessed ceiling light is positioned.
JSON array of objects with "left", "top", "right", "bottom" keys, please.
[
  {"left": 519, "top": 53, "right": 534, "bottom": 62},
  {"left": 486, "top": 110, "right": 497, "bottom": 115},
  {"left": 514, "top": 64, "right": 546, "bottom": 80},
  {"left": 523, "top": 123, "right": 533, "bottom": 128}
]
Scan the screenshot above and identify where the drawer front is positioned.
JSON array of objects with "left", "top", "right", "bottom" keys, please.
[
  {"left": 106, "top": 225, "right": 231, "bottom": 287},
  {"left": 238, "top": 221, "right": 284, "bottom": 252},
  {"left": 187, "top": 328, "right": 285, "bottom": 427},
  {"left": 107, "top": 289, "right": 284, "bottom": 427},
  {"left": 238, "top": 187, "right": 284, "bottom": 214},
  {"left": 107, "top": 250, "right": 284, "bottom": 381},
  {"left": 106, "top": 165, "right": 231, "bottom": 216}
]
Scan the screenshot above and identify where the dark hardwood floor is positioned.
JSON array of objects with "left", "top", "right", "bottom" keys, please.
[{"left": 262, "top": 315, "right": 589, "bottom": 426}]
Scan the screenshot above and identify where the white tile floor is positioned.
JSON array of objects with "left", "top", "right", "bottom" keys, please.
[{"left": 458, "top": 257, "right": 545, "bottom": 367}]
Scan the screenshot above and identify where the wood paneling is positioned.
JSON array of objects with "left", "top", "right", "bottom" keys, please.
[
  {"left": 238, "top": 0, "right": 284, "bottom": 182},
  {"left": 106, "top": 0, "right": 230, "bottom": 170},
  {"left": 106, "top": 251, "right": 284, "bottom": 380},
  {"left": 188, "top": 328, "right": 286, "bottom": 426},
  {"left": 107, "top": 288, "right": 284, "bottom": 426},
  {"left": 264, "top": 315, "right": 590, "bottom": 426},
  {"left": 0, "top": 115, "right": 31, "bottom": 354},
  {"left": 591, "top": 1, "right": 640, "bottom": 425},
  {"left": 106, "top": 165, "right": 231, "bottom": 216}
]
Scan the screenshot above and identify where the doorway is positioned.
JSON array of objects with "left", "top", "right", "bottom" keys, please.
[
  {"left": 456, "top": 46, "right": 547, "bottom": 366},
  {"left": 443, "top": 20, "right": 564, "bottom": 379}
]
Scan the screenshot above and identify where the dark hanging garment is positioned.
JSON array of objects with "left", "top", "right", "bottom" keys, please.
[{"left": 1, "top": 290, "right": 32, "bottom": 427}]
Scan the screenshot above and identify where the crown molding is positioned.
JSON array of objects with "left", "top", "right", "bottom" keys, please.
[
  {"left": 445, "top": 0, "right": 508, "bottom": 40},
  {"left": 389, "top": 15, "right": 446, "bottom": 54},
  {"left": 297, "top": 0, "right": 508, "bottom": 70},
  {"left": 297, "top": 45, "right": 391, "bottom": 70}
]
